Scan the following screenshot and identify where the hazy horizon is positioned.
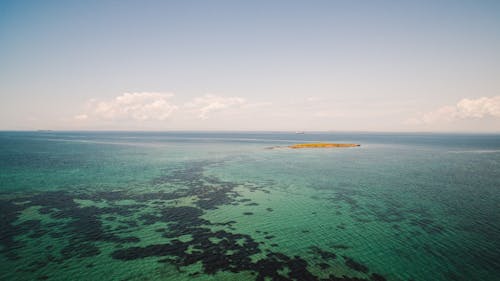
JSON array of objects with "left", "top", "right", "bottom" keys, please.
[
  {"left": 1, "top": 0, "right": 499, "bottom": 132},
  {"left": 2, "top": 130, "right": 500, "bottom": 135}
]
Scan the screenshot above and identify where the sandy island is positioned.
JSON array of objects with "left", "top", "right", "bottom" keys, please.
[
  {"left": 266, "top": 143, "right": 360, "bottom": 149},
  {"left": 289, "top": 143, "right": 360, "bottom": 149}
]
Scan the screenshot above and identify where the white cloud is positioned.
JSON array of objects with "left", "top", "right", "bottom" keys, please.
[
  {"left": 456, "top": 96, "right": 500, "bottom": 118},
  {"left": 76, "top": 92, "right": 178, "bottom": 121},
  {"left": 184, "top": 94, "right": 246, "bottom": 119},
  {"left": 418, "top": 96, "right": 500, "bottom": 124}
]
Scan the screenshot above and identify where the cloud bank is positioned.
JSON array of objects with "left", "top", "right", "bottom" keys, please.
[
  {"left": 417, "top": 96, "right": 500, "bottom": 124},
  {"left": 73, "top": 93, "right": 500, "bottom": 131},
  {"left": 185, "top": 94, "right": 246, "bottom": 119},
  {"left": 75, "top": 92, "right": 248, "bottom": 122},
  {"left": 75, "top": 92, "right": 178, "bottom": 121}
]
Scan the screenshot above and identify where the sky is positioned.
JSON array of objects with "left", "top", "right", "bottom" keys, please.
[{"left": 1, "top": 0, "right": 499, "bottom": 132}]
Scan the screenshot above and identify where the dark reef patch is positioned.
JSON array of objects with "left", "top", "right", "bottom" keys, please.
[
  {"left": 245, "top": 202, "right": 259, "bottom": 206},
  {"left": 327, "top": 189, "right": 445, "bottom": 238},
  {"left": 409, "top": 218, "right": 444, "bottom": 234},
  {"left": 370, "top": 273, "right": 387, "bottom": 281},
  {"left": 0, "top": 199, "right": 34, "bottom": 259},
  {"left": 319, "top": 262, "right": 330, "bottom": 269},
  {"left": 149, "top": 161, "right": 243, "bottom": 210},
  {"left": 343, "top": 256, "right": 369, "bottom": 273},
  {"left": 113, "top": 202, "right": 387, "bottom": 281},
  {"left": 310, "top": 246, "right": 337, "bottom": 261},
  {"left": 0, "top": 160, "right": 388, "bottom": 281},
  {"left": 331, "top": 244, "right": 350, "bottom": 250}
]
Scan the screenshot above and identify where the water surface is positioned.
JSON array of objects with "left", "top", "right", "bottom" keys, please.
[{"left": 1, "top": 131, "right": 499, "bottom": 281}]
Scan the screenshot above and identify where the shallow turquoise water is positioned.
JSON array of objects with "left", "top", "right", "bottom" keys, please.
[{"left": 1, "top": 131, "right": 499, "bottom": 281}]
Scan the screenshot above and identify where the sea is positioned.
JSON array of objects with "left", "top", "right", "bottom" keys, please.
[{"left": 0, "top": 131, "right": 499, "bottom": 281}]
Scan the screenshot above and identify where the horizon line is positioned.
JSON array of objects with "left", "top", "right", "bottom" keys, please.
[{"left": 1, "top": 129, "right": 500, "bottom": 135}]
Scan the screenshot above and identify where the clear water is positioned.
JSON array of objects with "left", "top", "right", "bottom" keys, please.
[{"left": 0, "top": 131, "right": 499, "bottom": 281}]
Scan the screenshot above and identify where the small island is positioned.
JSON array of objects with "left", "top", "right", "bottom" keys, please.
[{"left": 289, "top": 143, "right": 360, "bottom": 149}]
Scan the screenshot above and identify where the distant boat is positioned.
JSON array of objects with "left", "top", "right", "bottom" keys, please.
[{"left": 295, "top": 131, "right": 305, "bottom": 134}]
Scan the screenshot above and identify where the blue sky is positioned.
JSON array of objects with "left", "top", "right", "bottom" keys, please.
[{"left": 1, "top": 0, "right": 499, "bottom": 131}]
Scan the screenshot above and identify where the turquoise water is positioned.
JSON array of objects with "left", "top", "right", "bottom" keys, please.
[{"left": 1, "top": 131, "right": 499, "bottom": 281}]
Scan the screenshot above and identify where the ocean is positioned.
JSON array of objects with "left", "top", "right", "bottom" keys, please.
[{"left": 1, "top": 131, "right": 499, "bottom": 281}]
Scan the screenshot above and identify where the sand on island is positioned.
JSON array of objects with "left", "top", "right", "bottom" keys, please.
[{"left": 288, "top": 143, "right": 360, "bottom": 149}]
